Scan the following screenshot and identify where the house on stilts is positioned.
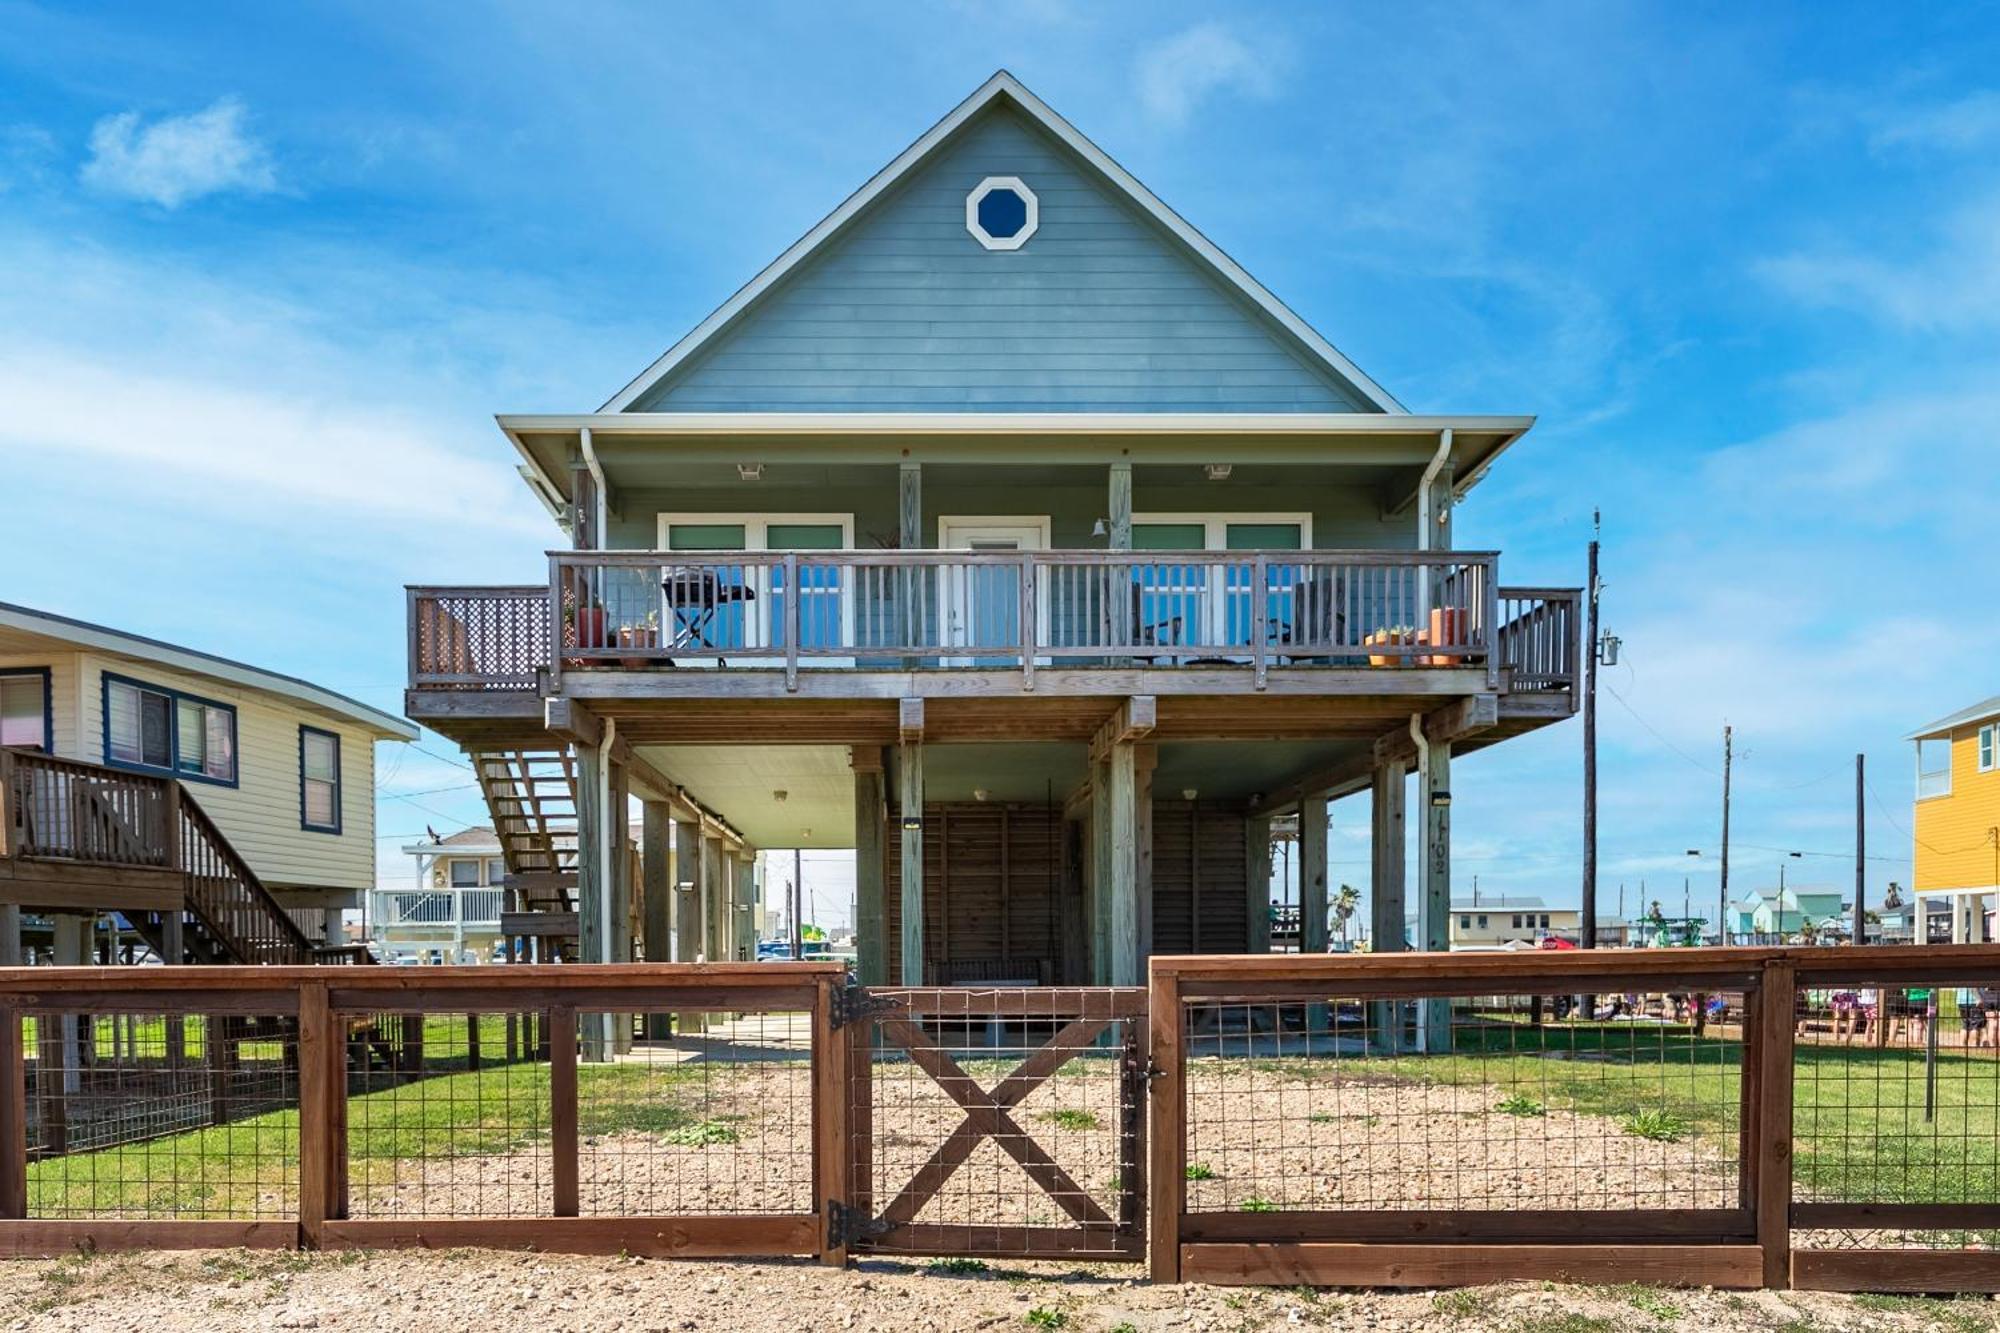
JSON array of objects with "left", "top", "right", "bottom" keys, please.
[{"left": 404, "top": 71, "right": 1582, "bottom": 990}]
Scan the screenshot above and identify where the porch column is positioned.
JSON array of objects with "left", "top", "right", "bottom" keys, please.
[
  {"left": 0, "top": 904, "right": 23, "bottom": 967},
  {"left": 575, "top": 743, "right": 604, "bottom": 965},
  {"left": 672, "top": 816, "right": 701, "bottom": 961},
  {"left": 641, "top": 801, "right": 672, "bottom": 1039},
  {"left": 853, "top": 747, "right": 888, "bottom": 985},
  {"left": 1418, "top": 740, "right": 1453, "bottom": 1053},
  {"left": 641, "top": 802, "right": 672, "bottom": 963},
  {"left": 1245, "top": 815, "right": 1273, "bottom": 954},
  {"left": 1136, "top": 744, "right": 1156, "bottom": 966},
  {"left": 1299, "top": 794, "right": 1329, "bottom": 956},
  {"left": 734, "top": 854, "right": 755, "bottom": 960},
  {"left": 702, "top": 833, "right": 725, "bottom": 965},
  {"left": 898, "top": 701, "right": 925, "bottom": 985},
  {"left": 1369, "top": 760, "right": 1407, "bottom": 1052},
  {"left": 1107, "top": 462, "right": 1132, "bottom": 550},
  {"left": 1107, "top": 739, "right": 1139, "bottom": 986},
  {"left": 608, "top": 754, "right": 632, "bottom": 967},
  {"left": 1088, "top": 757, "right": 1109, "bottom": 985},
  {"left": 899, "top": 464, "right": 923, "bottom": 668}
]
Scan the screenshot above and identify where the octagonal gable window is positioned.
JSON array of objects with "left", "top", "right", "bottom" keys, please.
[{"left": 966, "top": 176, "right": 1038, "bottom": 251}]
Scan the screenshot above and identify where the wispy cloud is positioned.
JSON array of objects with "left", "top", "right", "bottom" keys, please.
[
  {"left": 1869, "top": 89, "right": 2000, "bottom": 154},
  {"left": 1133, "top": 22, "right": 1279, "bottom": 127},
  {"left": 81, "top": 98, "right": 277, "bottom": 207},
  {"left": 1756, "top": 190, "right": 2000, "bottom": 331}
]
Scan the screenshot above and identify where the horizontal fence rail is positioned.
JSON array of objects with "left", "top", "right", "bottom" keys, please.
[{"left": 4, "top": 949, "right": 1991, "bottom": 1294}]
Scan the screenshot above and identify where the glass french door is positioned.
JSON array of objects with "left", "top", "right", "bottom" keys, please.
[{"left": 939, "top": 519, "right": 1046, "bottom": 665}]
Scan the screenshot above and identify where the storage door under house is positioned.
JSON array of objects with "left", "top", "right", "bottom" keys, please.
[{"left": 882, "top": 802, "right": 1066, "bottom": 986}]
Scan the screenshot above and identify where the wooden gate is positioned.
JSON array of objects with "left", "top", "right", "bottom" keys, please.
[{"left": 835, "top": 986, "right": 1148, "bottom": 1260}]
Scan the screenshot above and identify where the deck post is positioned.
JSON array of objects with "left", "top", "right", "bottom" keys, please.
[
  {"left": 1417, "top": 739, "right": 1453, "bottom": 1053},
  {"left": 733, "top": 854, "right": 755, "bottom": 962},
  {"left": 1299, "top": 794, "right": 1329, "bottom": 956},
  {"left": 1245, "top": 814, "right": 1273, "bottom": 954},
  {"left": 1369, "top": 760, "right": 1407, "bottom": 1050},
  {"left": 1089, "top": 756, "right": 1110, "bottom": 985},
  {"left": 641, "top": 801, "right": 672, "bottom": 1038},
  {"left": 898, "top": 732, "right": 925, "bottom": 985},
  {"left": 701, "top": 832, "right": 724, "bottom": 968},
  {"left": 852, "top": 748, "right": 887, "bottom": 985},
  {"left": 1108, "top": 738, "right": 1139, "bottom": 986},
  {"left": 671, "top": 814, "right": 703, "bottom": 1033},
  {"left": 0, "top": 1003, "right": 24, "bottom": 1220},
  {"left": 899, "top": 463, "right": 922, "bottom": 669},
  {"left": 1136, "top": 744, "right": 1156, "bottom": 967}
]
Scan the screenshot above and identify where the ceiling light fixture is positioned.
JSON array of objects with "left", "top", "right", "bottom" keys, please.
[{"left": 738, "top": 463, "right": 765, "bottom": 481}]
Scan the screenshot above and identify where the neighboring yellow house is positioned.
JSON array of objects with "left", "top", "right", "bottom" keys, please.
[{"left": 1910, "top": 695, "right": 2000, "bottom": 942}]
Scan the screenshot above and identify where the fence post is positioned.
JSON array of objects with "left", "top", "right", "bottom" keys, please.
[
  {"left": 1147, "top": 962, "right": 1184, "bottom": 1283},
  {"left": 297, "top": 982, "right": 332, "bottom": 1249},
  {"left": 0, "top": 1003, "right": 23, "bottom": 1219},
  {"left": 814, "top": 973, "right": 851, "bottom": 1267},
  {"left": 1755, "top": 959, "right": 1796, "bottom": 1289},
  {"left": 550, "top": 1005, "right": 579, "bottom": 1217}
]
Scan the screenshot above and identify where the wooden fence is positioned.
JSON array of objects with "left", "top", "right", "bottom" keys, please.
[{"left": 4, "top": 949, "right": 2000, "bottom": 1293}]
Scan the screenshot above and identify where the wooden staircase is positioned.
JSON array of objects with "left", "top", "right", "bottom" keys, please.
[
  {"left": 471, "top": 747, "right": 580, "bottom": 959},
  {"left": 0, "top": 747, "right": 365, "bottom": 968}
]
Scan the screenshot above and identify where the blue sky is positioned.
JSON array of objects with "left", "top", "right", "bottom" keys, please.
[{"left": 3, "top": 3, "right": 1996, "bottom": 926}]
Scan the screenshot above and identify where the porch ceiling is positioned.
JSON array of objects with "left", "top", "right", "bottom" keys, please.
[{"left": 631, "top": 743, "right": 855, "bottom": 849}]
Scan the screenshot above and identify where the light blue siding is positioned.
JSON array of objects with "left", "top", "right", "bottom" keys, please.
[{"left": 631, "top": 105, "right": 1377, "bottom": 413}]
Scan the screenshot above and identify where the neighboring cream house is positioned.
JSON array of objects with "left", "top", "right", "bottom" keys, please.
[
  {"left": 0, "top": 600, "right": 415, "bottom": 961},
  {"left": 1422, "top": 897, "right": 1578, "bottom": 949}
]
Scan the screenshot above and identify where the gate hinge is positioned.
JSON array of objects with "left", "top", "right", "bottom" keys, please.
[
  {"left": 828, "top": 982, "right": 899, "bottom": 1031},
  {"left": 826, "top": 1200, "right": 894, "bottom": 1249}
]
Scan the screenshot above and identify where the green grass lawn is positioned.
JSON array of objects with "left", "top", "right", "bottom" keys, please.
[{"left": 27, "top": 1052, "right": 726, "bottom": 1218}]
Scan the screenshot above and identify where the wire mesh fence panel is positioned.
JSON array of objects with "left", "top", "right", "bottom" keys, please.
[
  {"left": 1793, "top": 972, "right": 2000, "bottom": 1251},
  {"left": 851, "top": 988, "right": 1144, "bottom": 1257},
  {"left": 574, "top": 1009, "right": 815, "bottom": 1216},
  {"left": 1182, "top": 990, "right": 1745, "bottom": 1214},
  {"left": 344, "top": 1011, "right": 551, "bottom": 1218},
  {"left": 24, "top": 1009, "right": 298, "bottom": 1220}
]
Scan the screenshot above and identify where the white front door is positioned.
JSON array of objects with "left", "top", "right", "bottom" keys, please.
[{"left": 938, "top": 518, "right": 1049, "bottom": 662}]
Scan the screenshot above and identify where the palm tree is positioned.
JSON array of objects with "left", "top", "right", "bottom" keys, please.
[{"left": 1332, "top": 884, "right": 1362, "bottom": 948}]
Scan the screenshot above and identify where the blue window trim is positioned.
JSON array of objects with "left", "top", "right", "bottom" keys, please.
[
  {"left": 0, "top": 666, "right": 54, "bottom": 753},
  {"left": 100, "top": 670, "right": 239, "bottom": 788},
  {"left": 299, "top": 724, "right": 342, "bottom": 834}
]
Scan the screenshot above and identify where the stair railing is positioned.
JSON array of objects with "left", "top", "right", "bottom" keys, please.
[{"left": 176, "top": 791, "right": 317, "bottom": 965}]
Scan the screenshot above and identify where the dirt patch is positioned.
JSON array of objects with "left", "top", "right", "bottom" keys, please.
[{"left": 4, "top": 1247, "right": 1995, "bottom": 1333}]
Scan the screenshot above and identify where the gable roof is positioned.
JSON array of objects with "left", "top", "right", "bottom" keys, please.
[
  {"left": 1909, "top": 694, "right": 2000, "bottom": 741},
  {"left": 601, "top": 70, "right": 1404, "bottom": 416},
  {"left": 0, "top": 600, "right": 415, "bottom": 740}
]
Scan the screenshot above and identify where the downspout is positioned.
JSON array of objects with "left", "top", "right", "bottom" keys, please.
[
  {"left": 579, "top": 425, "right": 608, "bottom": 548},
  {"left": 1409, "top": 711, "right": 1434, "bottom": 1053},
  {"left": 1415, "top": 428, "right": 1452, "bottom": 628}
]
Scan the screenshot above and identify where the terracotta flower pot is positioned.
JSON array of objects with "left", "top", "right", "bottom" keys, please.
[
  {"left": 1366, "top": 628, "right": 1415, "bottom": 667},
  {"left": 1426, "top": 607, "right": 1465, "bottom": 666},
  {"left": 575, "top": 607, "right": 609, "bottom": 650}
]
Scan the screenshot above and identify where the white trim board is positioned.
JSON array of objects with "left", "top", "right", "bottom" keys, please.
[
  {"left": 1131, "top": 512, "right": 1314, "bottom": 548},
  {"left": 596, "top": 70, "right": 1405, "bottom": 416},
  {"left": 654, "top": 512, "right": 856, "bottom": 550}
]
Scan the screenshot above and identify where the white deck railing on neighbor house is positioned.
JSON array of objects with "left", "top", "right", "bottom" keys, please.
[
  {"left": 373, "top": 888, "right": 505, "bottom": 930},
  {"left": 408, "top": 550, "right": 1580, "bottom": 695}
]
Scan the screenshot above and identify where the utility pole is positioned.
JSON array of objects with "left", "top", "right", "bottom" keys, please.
[
  {"left": 1853, "top": 753, "right": 1866, "bottom": 946},
  {"left": 1718, "top": 725, "right": 1732, "bottom": 946},
  {"left": 1582, "top": 522, "right": 1600, "bottom": 951},
  {"left": 790, "top": 847, "right": 804, "bottom": 961}
]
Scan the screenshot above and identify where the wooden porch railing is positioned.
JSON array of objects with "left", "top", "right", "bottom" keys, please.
[
  {"left": 1, "top": 748, "right": 322, "bottom": 967},
  {"left": 407, "top": 551, "right": 1592, "bottom": 695}
]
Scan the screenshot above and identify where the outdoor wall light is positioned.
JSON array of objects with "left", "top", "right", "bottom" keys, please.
[
  {"left": 737, "top": 463, "right": 764, "bottom": 481},
  {"left": 772, "top": 789, "right": 788, "bottom": 802},
  {"left": 1182, "top": 788, "right": 1198, "bottom": 801},
  {"left": 1203, "top": 464, "right": 1232, "bottom": 481},
  {"left": 901, "top": 816, "right": 923, "bottom": 832},
  {"left": 973, "top": 788, "right": 990, "bottom": 802},
  {"left": 1091, "top": 518, "right": 1108, "bottom": 538},
  {"left": 1429, "top": 790, "right": 1452, "bottom": 808}
]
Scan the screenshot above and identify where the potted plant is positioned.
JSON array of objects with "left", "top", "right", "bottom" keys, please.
[
  {"left": 1366, "top": 625, "right": 1417, "bottom": 667},
  {"left": 617, "top": 612, "right": 660, "bottom": 668},
  {"left": 1425, "top": 605, "right": 1466, "bottom": 665}
]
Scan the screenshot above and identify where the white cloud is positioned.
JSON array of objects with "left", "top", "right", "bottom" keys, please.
[
  {"left": 81, "top": 98, "right": 277, "bottom": 207},
  {"left": 1756, "top": 191, "right": 2000, "bottom": 332},
  {"left": 1869, "top": 90, "right": 2000, "bottom": 154},
  {"left": 1134, "top": 22, "right": 1279, "bottom": 127}
]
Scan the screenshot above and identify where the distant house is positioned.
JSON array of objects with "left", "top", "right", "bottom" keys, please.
[
  {"left": 0, "top": 599, "right": 414, "bottom": 966},
  {"left": 1909, "top": 695, "right": 2000, "bottom": 943},
  {"left": 1412, "top": 896, "right": 1579, "bottom": 949},
  {"left": 1732, "top": 888, "right": 1846, "bottom": 941}
]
